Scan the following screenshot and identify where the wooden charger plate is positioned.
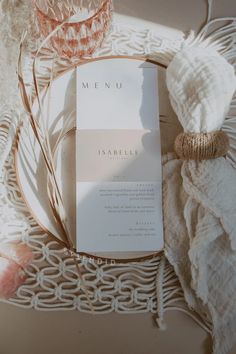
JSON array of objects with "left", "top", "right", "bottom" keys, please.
[{"left": 15, "top": 55, "right": 178, "bottom": 263}]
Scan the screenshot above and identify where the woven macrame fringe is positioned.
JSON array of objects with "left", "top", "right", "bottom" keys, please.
[{"left": 155, "top": 254, "right": 212, "bottom": 333}]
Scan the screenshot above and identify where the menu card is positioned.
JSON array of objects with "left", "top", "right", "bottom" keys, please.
[{"left": 76, "top": 58, "right": 163, "bottom": 253}]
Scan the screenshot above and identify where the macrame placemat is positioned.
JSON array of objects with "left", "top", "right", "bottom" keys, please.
[
  {"left": 0, "top": 2, "right": 213, "bottom": 331},
  {"left": 0, "top": 20, "right": 188, "bottom": 313}
]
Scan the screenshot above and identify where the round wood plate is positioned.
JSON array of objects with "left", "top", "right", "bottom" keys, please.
[{"left": 15, "top": 55, "right": 178, "bottom": 262}]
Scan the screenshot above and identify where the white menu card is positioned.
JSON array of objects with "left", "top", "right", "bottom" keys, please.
[{"left": 76, "top": 57, "right": 163, "bottom": 253}]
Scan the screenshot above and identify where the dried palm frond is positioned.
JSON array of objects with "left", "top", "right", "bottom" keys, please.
[{"left": 17, "top": 34, "right": 94, "bottom": 313}]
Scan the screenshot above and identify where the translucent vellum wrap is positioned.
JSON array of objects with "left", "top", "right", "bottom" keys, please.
[{"left": 164, "top": 46, "right": 236, "bottom": 354}]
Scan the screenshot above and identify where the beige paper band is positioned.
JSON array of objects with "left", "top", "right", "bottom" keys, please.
[{"left": 174, "top": 131, "right": 229, "bottom": 160}]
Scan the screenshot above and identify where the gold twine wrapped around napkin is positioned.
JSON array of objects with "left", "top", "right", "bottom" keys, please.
[{"left": 174, "top": 130, "right": 229, "bottom": 160}]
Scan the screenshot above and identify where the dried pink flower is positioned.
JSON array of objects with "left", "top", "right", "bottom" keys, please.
[
  {"left": 0, "top": 242, "right": 34, "bottom": 267},
  {"left": 0, "top": 257, "right": 27, "bottom": 299},
  {"left": 0, "top": 242, "right": 33, "bottom": 299}
]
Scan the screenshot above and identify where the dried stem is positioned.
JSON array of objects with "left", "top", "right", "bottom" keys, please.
[{"left": 17, "top": 37, "right": 94, "bottom": 313}]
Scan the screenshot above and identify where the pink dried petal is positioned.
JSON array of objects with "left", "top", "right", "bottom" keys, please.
[
  {"left": 0, "top": 257, "right": 26, "bottom": 299},
  {"left": 0, "top": 242, "right": 33, "bottom": 267}
]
